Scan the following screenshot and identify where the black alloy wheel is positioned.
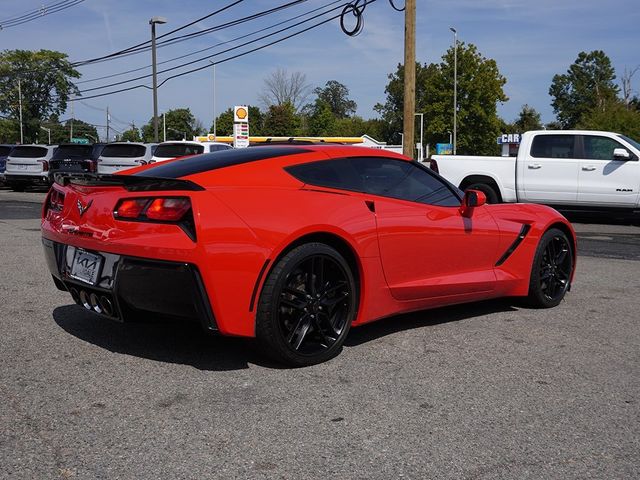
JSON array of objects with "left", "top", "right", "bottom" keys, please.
[
  {"left": 526, "top": 228, "right": 573, "bottom": 308},
  {"left": 256, "top": 243, "right": 357, "bottom": 367}
]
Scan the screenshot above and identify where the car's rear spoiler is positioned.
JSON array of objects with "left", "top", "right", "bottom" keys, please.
[{"left": 53, "top": 173, "right": 205, "bottom": 192}]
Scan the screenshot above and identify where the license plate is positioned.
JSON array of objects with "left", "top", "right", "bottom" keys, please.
[
  {"left": 17, "top": 164, "right": 28, "bottom": 170},
  {"left": 70, "top": 249, "right": 103, "bottom": 285}
]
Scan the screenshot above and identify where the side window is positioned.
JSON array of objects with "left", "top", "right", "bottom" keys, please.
[
  {"left": 349, "top": 157, "right": 461, "bottom": 206},
  {"left": 530, "top": 135, "right": 576, "bottom": 158},
  {"left": 583, "top": 136, "right": 626, "bottom": 160},
  {"left": 286, "top": 159, "right": 364, "bottom": 191},
  {"left": 286, "top": 157, "right": 460, "bottom": 207}
]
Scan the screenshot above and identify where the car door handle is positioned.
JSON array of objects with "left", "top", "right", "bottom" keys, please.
[
  {"left": 582, "top": 166, "right": 596, "bottom": 171},
  {"left": 528, "top": 163, "right": 542, "bottom": 169}
]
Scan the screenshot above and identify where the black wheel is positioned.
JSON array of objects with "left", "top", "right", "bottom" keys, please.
[
  {"left": 466, "top": 183, "right": 500, "bottom": 204},
  {"left": 9, "top": 183, "right": 26, "bottom": 192},
  {"left": 256, "top": 243, "right": 357, "bottom": 367},
  {"left": 526, "top": 228, "right": 573, "bottom": 308}
]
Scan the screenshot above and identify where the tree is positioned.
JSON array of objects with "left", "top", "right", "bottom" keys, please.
[
  {"left": 119, "top": 126, "right": 142, "bottom": 142},
  {"left": 549, "top": 50, "right": 619, "bottom": 128},
  {"left": 258, "top": 68, "right": 311, "bottom": 112},
  {"left": 142, "top": 108, "right": 203, "bottom": 142},
  {"left": 577, "top": 100, "right": 640, "bottom": 139},
  {"left": 311, "top": 80, "right": 357, "bottom": 119},
  {"left": 513, "top": 104, "right": 542, "bottom": 132},
  {"left": 376, "top": 43, "right": 508, "bottom": 155},
  {"left": 0, "top": 118, "right": 19, "bottom": 143},
  {"left": 0, "top": 49, "right": 80, "bottom": 143},
  {"left": 39, "top": 115, "right": 98, "bottom": 144},
  {"left": 262, "top": 102, "right": 300, "bottom": 136},
  {"left": 307, "top": 100, "right": 336, "bottom": 136}
]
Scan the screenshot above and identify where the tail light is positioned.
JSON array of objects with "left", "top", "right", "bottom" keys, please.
[
  {"left": 114, "top": 197, "right": 196, "bottom": 240},
  {"left": 85, "top": 160, "right": 97, "bottom": 173},
  {"left": 44, "top": 188, "right": 65, "bottom": 217},
  {"left": 39, "top": 159, "right": 49, "bottom": 172},
  {"left": 429, "top": 158, "right": 439, "bottom": 173}
]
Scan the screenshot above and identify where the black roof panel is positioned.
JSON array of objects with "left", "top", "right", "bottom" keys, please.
[{"left": 133, "top": 146, "right": 310, "bottom": 179}]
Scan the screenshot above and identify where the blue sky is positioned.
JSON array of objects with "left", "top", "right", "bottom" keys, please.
[{"left": 1, "top": 0, "right": 639, "bottom": 140}]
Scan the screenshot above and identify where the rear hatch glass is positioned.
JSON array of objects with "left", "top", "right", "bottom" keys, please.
[
  {"left": 101, "top": 144, "right": 146, "bottom": 158},
  {"left": 10, "top": 146, "right": 48, "bottom": 158},
  {"left": 52, "top": 145, "right": 94, "bottom": 160},
  {"left": 154, "top": 143, "right": 204, "bottom": 158}
]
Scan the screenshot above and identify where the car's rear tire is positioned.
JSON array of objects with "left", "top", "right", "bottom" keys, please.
[
  {"left": 466, "top": 183, "right": 500, "bottom": 204},
  {"left": 526, "top": 228, "right": 573, "bottom": 308},
  {"left": 256, "top": 243, "right": 357, "bottom": 367}
]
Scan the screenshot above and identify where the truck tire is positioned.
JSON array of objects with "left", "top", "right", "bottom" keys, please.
[{"left": 466, "top": 183, "right": 500, "bottom": 204}]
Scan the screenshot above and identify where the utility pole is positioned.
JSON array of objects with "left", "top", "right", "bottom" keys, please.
[
  {"left": 150, "top": 16, "right": 167, "bottom": 143},
  {"left": 403, "top": 0, "right": 416, "bottom": 159},
  {"left": 70, "top": 95, "right": 74, "bottom": 141},
  {"left": 450, "top": 27, "right": 458, "bottom": 155},
  {"left": 106, "top": 106, "right": 110, "bottom": 143},
  {"left": 163, "top": 112, "right": 166, "bottom": 142},
  {"left": 17, "top": 78, "right": 24, "bottom": 144}
]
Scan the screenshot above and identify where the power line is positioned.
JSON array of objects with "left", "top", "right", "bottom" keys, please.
[
  {"left": 72, "top": 0, "right": 309, "bottom": 68},
  {"left": 0, "top": 0, "right": 84, "bottom": 30},
  {"left": 71, "top": 0, "right": 245, "bottom": 67},
  {"left": 73, "top": 1, "right": 377, "bottom": 102},
  {"left": 76, "top": 1, "right": 352, "bottom": 96},
  {"left": 76, "top": 0, "right": 343, "bottom": 85}
]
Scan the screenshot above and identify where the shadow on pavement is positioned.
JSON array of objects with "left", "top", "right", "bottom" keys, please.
[
  {"left": 54, "top": 299, "right": 519, "bottom": 370},
  {"left": 345, "top": 299, "right": 518, "bottom": 347}
]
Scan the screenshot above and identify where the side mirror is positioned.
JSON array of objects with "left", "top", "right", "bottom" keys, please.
[
  {"left": 613, "top": 148, "right": 631, "bottom": 160},
  {"left": 460, "top": 189, "right": 486, "bottom": 216}
]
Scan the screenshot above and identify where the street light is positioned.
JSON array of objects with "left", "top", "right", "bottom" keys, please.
[
  {"left": 414, "top": 112, "right": 424, "bottom": 162},
  {"left": 40, "top": 126, "right": 51, "bottom": 144},
  {"left": 449, "top": 27, "right": 458, "bottom": 155},
  {"left": 150, "top": 16, "right": 167, "bottom": 143},
  {"left": 209, "top": 60, "right": 216, "bottom": 140},
  {"left": 447, "top": 130, "right": 452, "bottom": 144}
]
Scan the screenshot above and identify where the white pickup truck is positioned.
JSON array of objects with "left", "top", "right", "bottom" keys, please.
[{"left": 430, "top": 130, "right": 640, "bottom": 216}]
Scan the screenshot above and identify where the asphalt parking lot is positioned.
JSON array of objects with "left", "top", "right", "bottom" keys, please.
[{"left": 1, "top": 188, "right": 639, "bottom": 480}]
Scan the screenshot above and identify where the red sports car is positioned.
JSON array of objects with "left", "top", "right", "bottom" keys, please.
[{"left": 42, "top": 145, "right": 576, "bottom": 366}]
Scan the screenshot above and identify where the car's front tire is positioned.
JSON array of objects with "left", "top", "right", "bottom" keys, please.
[
  {"left": 256, "top": 243, "right": 357, "bottom": 367},
  {"left": 526, "top": 228, "right": 573, "bottom": 308}
]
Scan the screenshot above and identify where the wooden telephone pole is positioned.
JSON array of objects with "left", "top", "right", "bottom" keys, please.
[{"left": 402, "top": 0, "right": 416, "bottom": 159}]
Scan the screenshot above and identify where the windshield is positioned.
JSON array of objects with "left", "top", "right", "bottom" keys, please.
[
  {"left": 52, "top": 145, "right": 93, "bottom": 160},
  {"left": 618, "top": 134, "right": 640, "bottom": 151},
  {"left": 100, "top": 144, "right": 146, "bottom": 158},
  {"left": 154, "top": 143, "right": 204, "bottom": 158},
  {"left": 0, "top": 146, "right": 12, "bottom": 157},
  {"left": 10, "top": 146, "right": 48, "bottom": 158}
]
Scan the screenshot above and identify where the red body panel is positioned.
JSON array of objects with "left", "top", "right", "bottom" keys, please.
[{"left": 42, "top": 146, "right": 576, "bottom": 337}]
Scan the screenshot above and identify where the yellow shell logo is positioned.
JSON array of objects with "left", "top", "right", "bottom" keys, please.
[{"left": 236, "top": 107, "right": 248, "bottom": 120}]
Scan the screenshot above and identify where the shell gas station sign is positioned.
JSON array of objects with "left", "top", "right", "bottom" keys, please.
[{"left": 233, "top": 105, "right": 250, "bottom": 148}]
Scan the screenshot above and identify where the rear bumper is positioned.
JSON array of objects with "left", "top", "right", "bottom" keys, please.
[
  {"left": 43, "top": 238, "right": 218, "bottom": 331},
  {"left": 5, "top": 173, "right": 50, "bottom": 184}
]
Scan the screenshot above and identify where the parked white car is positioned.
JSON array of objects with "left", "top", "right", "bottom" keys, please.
[
  {"left": 430, "top": 130, "right": 640, "bottom": 216},
  {"left": 97, "top": 143, "right": 157, "bottom": 174},
  {"left": 5, "top": 144, "right": 58, "bottom": 191},
  {"left": 150, "top": 141, "right": 232, "bottom": 163}
]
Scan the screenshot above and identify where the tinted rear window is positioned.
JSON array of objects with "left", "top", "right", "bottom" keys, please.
[
  {"left": 530, "top": 135, "right": 576, "bottom": 158},
  {"left": 52, "top": 145, "right": 94, "bottom": 159},
  {"left": 209, "top": 144, "right": 231, "bottom": 152},
  {"left": 154, "top": 144, "right": 204, "bottom": 158},
  {"left": 135, "top": 146, "right": 309, "bottom": 178},
  {"left": 101, "top": 144, "right": 146, "bottom": 158},
  {"left": 0, "top": 146, "right": 12, "bottom": 157},
  {"left": 11, "top": 146, "right": 48, "bottom": 158}
]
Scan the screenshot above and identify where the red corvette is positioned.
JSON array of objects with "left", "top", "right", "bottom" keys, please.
[{"left": 42, "top": 145, "right": 576, "bottom": 366}]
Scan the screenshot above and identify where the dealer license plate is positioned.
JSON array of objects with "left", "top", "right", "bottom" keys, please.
[{"left": 70, "top": 249, "right": 103, "bottom": 285}]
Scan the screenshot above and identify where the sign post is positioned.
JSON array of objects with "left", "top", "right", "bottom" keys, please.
[{"left": 233, "top": 106, "right": 249, "bottom": 148}]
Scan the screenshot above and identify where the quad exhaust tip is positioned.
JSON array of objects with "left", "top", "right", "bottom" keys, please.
[{"left": 72, "top": 288, "right": 115, "bottom": 317}]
